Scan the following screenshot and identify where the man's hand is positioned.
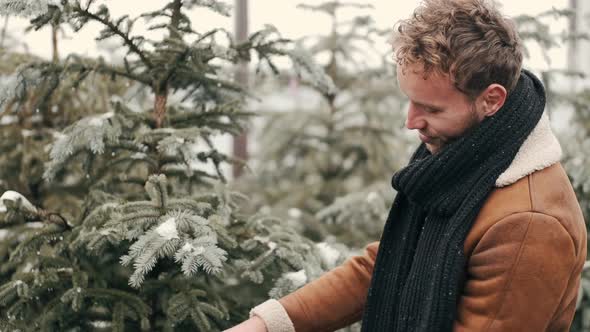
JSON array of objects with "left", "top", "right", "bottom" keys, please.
[{"left": 223, "top": 316, "right": 268, "bottom": 332}]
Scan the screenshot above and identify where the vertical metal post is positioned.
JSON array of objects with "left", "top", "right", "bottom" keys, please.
[
  {"left": 233, "top": 0, "right": 249, "bottom": 178},
  {"left": 567, "top": 0, "right": 577, "bottom": 74}
]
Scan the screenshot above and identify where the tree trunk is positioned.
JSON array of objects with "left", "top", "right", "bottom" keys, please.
[{"left": 154, "top": 87, "right": 168, "bottom": 128}]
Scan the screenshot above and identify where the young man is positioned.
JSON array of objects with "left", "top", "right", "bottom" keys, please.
[{"left": 227, "top": 0, "right": 587, "bottom": 331}]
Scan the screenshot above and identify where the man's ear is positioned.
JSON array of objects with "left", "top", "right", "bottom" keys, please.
[{"left": 478, "top": 84, "right": 507, "bottom": 117}]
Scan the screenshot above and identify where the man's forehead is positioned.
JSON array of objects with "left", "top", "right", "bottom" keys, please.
[
  {"left": 397, "top": 62, "right": 449, "bottom": 81},
  {"left": 397, "top": 63, "right": 455, "bottom": 96},
  {"left": 396, "top": 62, "right": 474, "bottom": 113}
]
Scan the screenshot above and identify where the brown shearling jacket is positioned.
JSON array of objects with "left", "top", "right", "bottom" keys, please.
[{"left": 250, "top": 115, "right": 587, "bottom": 332}]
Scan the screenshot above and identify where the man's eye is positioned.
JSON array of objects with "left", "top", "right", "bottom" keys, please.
[{"left": 425, "top": 107, "right": 440, "bottom": 113}]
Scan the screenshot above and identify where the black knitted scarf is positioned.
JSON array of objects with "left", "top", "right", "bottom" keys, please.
[{"left": 360, "top": 69, "right": 546, "bottom": 331}]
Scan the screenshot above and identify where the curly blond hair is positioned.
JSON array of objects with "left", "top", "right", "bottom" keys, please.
[{"left": 392, "top": 0, "right": 523, "bottom": 99}]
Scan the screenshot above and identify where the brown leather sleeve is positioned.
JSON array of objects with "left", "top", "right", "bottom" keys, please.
[
  {"left": 453, "top": 212, "right": 585, "bottom": 332},
  {"left": 278, "top": 241, "right": 380, "bottom": 332}
]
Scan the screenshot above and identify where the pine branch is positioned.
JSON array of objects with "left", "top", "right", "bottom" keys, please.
[
  {"left": 166, "top": 199, "right": 213, "bottom": 215},
  {"left": 168, "top": 102, "right": 252, "bottom": 127},
  {"left": 145, "top": 174, "right": 169, "bottom": 208},
  {"left": 198, "top": 141, "right": 228, "bottom": 184},
  {"left": 9, "top": 224, "right": 68, "bottom": 263},
  {"left": 166, "top": 289, "right": 225, "bottom": 329},
  {"left": 116, "top": 211, "right": 161, "bottom": 228},
  {"left": 92, "top": 155, "right": 158, "bottom": 185},
  {"left": 84, "top": 288, "right": 152, "bottom": 320},
  {"left": 160, "top": 167, "right": 221, "bottom": 184},
  {"left": 62, "top": 59, "right": 151, "bottom": 86},
  {"left": 71, "top": 1, "right": 154, "bottom": 69},
  {"left": 112, "top": 302, "right": 126, "bottom": 332},
  {"left": 168, "top": 0, "right": 182, "bottom": 39}
]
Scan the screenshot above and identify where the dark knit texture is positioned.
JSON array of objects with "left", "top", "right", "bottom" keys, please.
[{"left": 360, "top": 69, "right": 546, "bottom": 332}]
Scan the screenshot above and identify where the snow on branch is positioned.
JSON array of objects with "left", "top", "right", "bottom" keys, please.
[
  {"left": 184, "top": 0, "right": 232, "bottom": 17},
  {"left": 0, "top": 190, "right": 37, "bottom": 214},
  {"left": 0, "top": 0, "right": 62, "bottom": 18}
]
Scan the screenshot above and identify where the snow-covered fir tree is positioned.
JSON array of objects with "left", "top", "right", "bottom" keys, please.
[{"left": 0, "top": 1, "right": 339, "bottom": 330}]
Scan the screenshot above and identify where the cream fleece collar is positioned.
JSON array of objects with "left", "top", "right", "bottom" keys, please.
[{"left": 495, "top": 112, "right": 562, "bottom": 187}]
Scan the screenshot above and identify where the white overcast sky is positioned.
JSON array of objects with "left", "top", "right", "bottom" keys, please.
[{"left": 3, "top": 0, "right": 570, "bottom": 71}]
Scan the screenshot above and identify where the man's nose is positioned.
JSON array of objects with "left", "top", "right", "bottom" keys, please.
[{"left": 405, "top": 102, "right": 426, "bottom": 130}]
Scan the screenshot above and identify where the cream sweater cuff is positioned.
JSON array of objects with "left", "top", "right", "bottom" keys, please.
[{"left": 249, "top": 299, "right": 296, "bottom": 332}]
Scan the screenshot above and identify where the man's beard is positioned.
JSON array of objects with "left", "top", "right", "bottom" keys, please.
[{"left": 428, "top": 105, "right": 481, "bottom": 155}]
